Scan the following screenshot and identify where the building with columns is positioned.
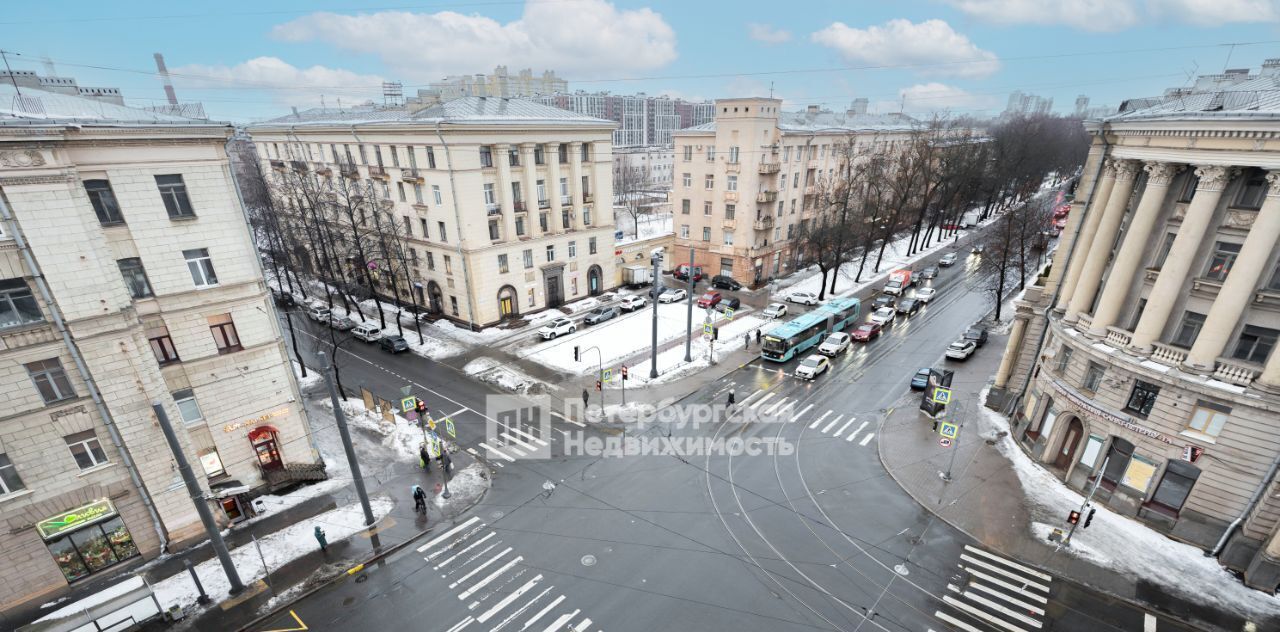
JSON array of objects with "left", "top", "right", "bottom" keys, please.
[
  {"left": 249, "top": 97, "right": 618, "bottom": 327},
  {"left": 988, "top": 64, "right": 1280, "bottom": 591}
]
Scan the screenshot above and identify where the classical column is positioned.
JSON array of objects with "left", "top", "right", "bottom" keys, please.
[
  {"left": 548, "top": 143, "right": 564, "bottom": 234},
  {"left": 1185, "top": 171, "right": 1280, "bottom": 371},
  {"left": 1258, "top": 336, "right": 1280, "bottom": 392},
  {"left": 568, "top": 141, "right": 584, "bottom": 231},
  {"left": 1129, "top": 165, "right": 1234, "bottom": 353},
  {"left": 494, "top": 143, "right": 517, "bottom": 241},
  {"left": 1088, "top": 161, "right": 1181, "bottom": 335},
  {"left": 1058, "top": 160, "right": 1119, "bottom": 315},
  {"left": 993, "top": 315, "right": 1030, "bottom": 389},
  {"left": 1065, "top": 159, "right": 1140, "bottom": 326},
  {"left": 590, "top": 142, "right": 610, "bottom": 229},
  {"left": 520, "top": 143, "right": 540, "bottom": 238}
]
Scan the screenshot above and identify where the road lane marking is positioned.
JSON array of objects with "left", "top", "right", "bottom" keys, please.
[
  {"left": 822, "top": 415, "right": 843, "bottom": 434},
  {"left": 791, "top": 403, "right": 814, "bottom": 422},
  {"left": 1145, "top": 613, "right": 1157, "bottom": 632},
  {"left": 808, "top": 411, "right": 832, "bottom": 429},
  {"left": 443, "top": 616, "right": 474, "bottom": 632},
  {"left": 551, "top": 411, "right": 584, "bottom": 428},
  {"left": 966, "top": 580, "right": 1045, "bottom": 615},
  {"left": 521, "top": 595, "right": 565, "bottom": 631},
  {"left": 479, "top": 443, "right": 517, "bottom": 462},
  {"left": 477, "top": 575, "right": 543, "bottom": 623},
  {"left": 750, "top": 392, "right": 776, "bottom": 410},
  {"left": 741, "top": 389, "right": 764, "bottom": 405},
  {"left": 844, "top": 421, "right": 868, "bottom": 442},
  {"left": 502, "top": 433, "right": 538, "bottom": 452},
  {"left": 933, "top": 611, "right": 984, "bottom": 632},
  {"left": 417, "top": 516, "right": 482, "bottom": 554},
  {"left": 541, "top": 610, "right": 580, "bottom": 632},
  {"left": 433, "top": 531, "right": 496, "bottom": 569},
  {"left": 834, "top": 418, "right": 855, "bottom": 437},
  {"left": 948, "top": 584, "right": 1042, "bottom": 628},
  {"left": 764, "top": 397, "right": 789, "bottom": 415},
  {"left": 963, "top": 545, "right": 1053, "bottom": 582},
  {"left": 942, "top": 595, "right": 1030, "bottom": 632},
  {"left": 859, "top": 432, "right": 875, "bottom": 446},
  {"left": 460, "top": 555, "right": 524, "bottom": 601},
  {"left": 450, "top": 547, "right": 512, "bottom": 589},
  {"left": 447, "top": 407, "right": 469, "bottom": 420}
]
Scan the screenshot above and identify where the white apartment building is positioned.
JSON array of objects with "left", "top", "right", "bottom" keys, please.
[
  {"left": 249, "top": 97, "right": 618, "bottom": 327},
  {"left": 671, "top": 98, "right": 915, "bottom": 286},
  {"left": 427, "top": 66, "right": 568, "bottom": 101},
  {"left": 614, "top": 146, "right": 674, "bottom": 189},
  {"left": 0, "top": 85, "right": 316, "bottom": 612},
  {"left": 536, "top": 92, "right": 715, "bottom": 147}
]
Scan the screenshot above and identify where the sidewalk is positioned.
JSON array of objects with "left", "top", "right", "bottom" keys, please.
[{"left": 877, "top": 332, "right": 1279, "bottom": 632}]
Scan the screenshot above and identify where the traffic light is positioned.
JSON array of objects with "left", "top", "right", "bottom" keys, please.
[
  {"left": 574, "top": 346, "right": 580, "bottom": 362},
  {"left": 621, "top": 365, "right": 628, "bottom": 380},
  {"left": 712, "top": 326, "right": 719, "bottom": 341},
  {"left": 595, "top": 380, "right": 602, "bottom": 391},
  {"left": 1068, "top": 510, "right": 1081, "bottom": 525},
  {"left": 1083, "top": 508, "right": 1096, "bottom": 529}
]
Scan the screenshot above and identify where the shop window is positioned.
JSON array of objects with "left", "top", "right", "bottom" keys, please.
[
  {"left": 1121, "top": 454, "right": 1158, "bottom": 493},
  {"left": 208, "top": 313, "right": 242, "bottom": 354},
  {"left": 46, "top": 514, "right": 138, "bottom": 583},
  {"left": 1186, "top": 400, "right": 1230, "bottom": 438},
  {"left": 27, "top": 358, "right": 76, "bottom": 404},
  {"left": 1079, "top": 435, "right": 1105, "bottom": 469},
  {"left": 199, "top": 448, "right": 225, "bottom": 478},
  {"left": 1125, "top": 380, "right": 1159, "bottom": 417},
  {"left": 1082, "top": 361, "right": 1105, "bottom": 393},
  {"left": 65, "top": 431, "right": 108, "bottom": 470},
  {"left": 1099, "top": 438, "right": 1134, "bottom": 489},
  {"left": 0, "top": 452, "right": 26, "bottom": 495},
  {"left": 1147, "top": 461, "right": 1201, "bottom": 516},
  {"left": 1024, "top": 397, "right": 1055, "bottom": 441},
  {"left": 173, "top": 389, "right": 203, "bottom": 426}
]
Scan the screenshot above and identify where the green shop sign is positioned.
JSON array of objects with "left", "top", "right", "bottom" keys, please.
[{"left": 37, "top": 499, "right": 116, "bottom": 540}]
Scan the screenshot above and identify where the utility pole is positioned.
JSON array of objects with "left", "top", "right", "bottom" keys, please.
[
  {"left": 941, "top": 402, "right": 964, "bottom": 483},
  {"left": 152, "top": 403, "right": 244, "bottom": 595},
  {"left": 649, "top": 251, "right": 662, "bottom": 379},
  {"left": 684, "top": 248, "right": 695, "bottom": 363},
  {"left": 1064, "top": 455, "right": 1110, "bottom": 546},
  {"left": 319, "top": 351, "right": 376, "bottom": 527}
]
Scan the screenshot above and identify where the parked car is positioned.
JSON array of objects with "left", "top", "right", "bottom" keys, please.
[
  {"left": 584, "top": 306, "right": 620, "bottom": 325},
  {"left": 851, "top": 323, "right": 882, "bottom": 342},
  {"left": 872, "top": 294, "right": 896, "bottom": 311},
  {"left": 763, "top": 302, "right": 788, "bottom": 319},
  {"left": 352, "top": 322, "right": 382, "bottom": 342},
  {"left": 711, "top": 275, "right": 743, "bottom": 291},
  {"left": 794, "top": 354, "right": 831, "bottom": 380},
  {"left": 307, "top": 304, "right": 331, "bottom": 322},
  {"left": 910, "top": 368, "right": 933, "bottom": 390},
  {"left": 715, "top": 296, "right": 742, "bottom": 312},
  {"left": 273, "top": 291, "right": 296, "bottom": 308},
  {"left": 620, "top": 295, "right": 647, "bottom": 312},
  {"left": 379, "top": 335, "right": 409, "bottom": 353},
  {"left": 696, "top": 292, "right": 722, "bottom": 308},
  {"left": 919, "top": 266, "right": 939, "bottom": 280},
  {"left": 964, "top": 326, "right": 989, "bottom": 347},
  {"left": 869, "top": 307, "right": 896, "bottom": 326},
  {"left": 658, "top": 288, "right": 687, "bottom": 303},
  {"left": 817, "top": 332, "right": 851, "bottom": 356},
  {"left": 787, "top": 291, "right": 820, "bottom": 306},
  {"left": 915, "top": 287, "right": 938, "bottom": 303},
  {"left": 896, "top": 298, "right": 921, "bottom": 316},
  {"left": 674, "top": 265, "right": 703, "bottom": 282},
  {"left": 939, "top": 252, "right": 959, "bottom": 267},
  {"left": 329, "top": 315, "right": 356, "bottom": 331},
  {"left": 946, "top": 339, "right": 978, "bottom": 360},
  {"left": 539, "top": 317, "right": 577, "bottom": 339}
]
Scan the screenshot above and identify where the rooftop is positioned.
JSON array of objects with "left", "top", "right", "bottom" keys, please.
[
  {"left": 0, "top": 84, "right": 217, "bottom": 127},
  {"left": 1106, "top": 61, "right": 1280, "bottom": 123},
  {"left": 252, "top": 96, "right": 615, "bottom": 129},
  {"left": 680, "top": 108, "right": 917, "bottom": 135}
]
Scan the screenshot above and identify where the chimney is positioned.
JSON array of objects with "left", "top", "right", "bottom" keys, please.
[
  {"left": 154, "top": 53, "right": 179, "bottom": 106},
  {"left": 806, "top": 104, "right": 819, "bottom": 115},
  {"left": 848, "top": 98, "right": 868, "bottom": 115}
]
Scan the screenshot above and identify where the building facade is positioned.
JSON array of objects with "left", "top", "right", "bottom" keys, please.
[
  {"left": 427, "top": 66, "right": 568, "bottom": 101},
  {"left": 535, "top": 92, "right": 715, "bottom": 147},
  {"left": 670, "top": 98, "right": 915, "bottom": 287},
  {"left": 0, "top": 85, "right": 316, "bottom": 611},
  {"left": 249, "top": 97, "right": 619, "bottom": 328},
  {"left": 990, "top": 65, "right": 1280, "bottom": 591},
  {"left": 614, "top": 145, "right": 674, "bottom": 189}
]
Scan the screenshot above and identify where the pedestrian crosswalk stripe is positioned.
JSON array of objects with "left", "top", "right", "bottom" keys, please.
[
  {"left": 491, "top": 586, "right": 554, "bottom": 632},
  {"left": 843, "top": 421, "right": 868, "bottom": 441},
  {"left": 948, "top": 584, "right": 1042, "bottom": 629},
  {"left": 959, "top": 566, "right": 1048, "bottom": 604},
  {"left": 551, "top": 411, "right": 585, "bottom": 428},
  {"left": 859, "top": 432, "right": 875, "bottom": 446},
  {"left": 1144, "top": 613, "right": 1157, "bottom": 632},
  {"left": 808, "top": 411, "right": 832, "bottom": 429},
  {"left": 963, "top": 545, "right": 1052, "bottom": 582},
  {"left": 942, "top": 594, "right": 1030, "bottom": 632},
  {"left": 542, "top": 609, "right": 581, "bottom": 632},
  {"left": 444, "top": 615, "right": 475, "bottom": 632},
  {"left": 433, "top": 531, "right": 496, "bottom": 569},
  {"left": 764, "top": 397, "right": 789, "bottom": 415},
  {"left": 967, "top": 579, "right": 1045, "bottom": 616},
  {"left": 834, "top": 418, "right": 855, "bottom": 437},
  {"left": 571, "top": 618, "right": 593, "bottom": 632},
  {"left": 959, "top": 554, "right": 1050, "bottom": 593},
  {"left": 934, "top": 610, "right": 985, "bottom": 632},
  {"left": 791, "top": 403, "right": 814, "bottom": 422},
  {"left": 750, "top": 392, "right": 775, "bottom": 409},
  {"left": 449, "top": 547, "right": 512, "bottom": 589},
  {"left": 822, "top": 415, "right": 843, "bottom": 434},
  {"left": 477, "top": 574, "right": 543, "bottom": 623},
  {"left": 479, "top": 442, "right": 517, "bottom": 462},
  {"left": 521, "top": 595, "right": 566, "bottom": 631},
  {"left": 417, "top": 516, "right": 482, "bottom": 553},
  {"left": 460, "top": 555, "right": 523, "bottom": 601},
  {"left": 503, "top": 432, "right": 538, "bottom": 452},
  {"left": 508, "top": 425, "right": 549, "bottom": 447}
]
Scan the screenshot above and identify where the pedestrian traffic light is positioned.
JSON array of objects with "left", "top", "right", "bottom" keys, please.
[
  {"left": 574, "top": 345, "right": 580, "bottom": 362},
  {"left": 1083, "top": 508, "right": 1096, "bottom": 529},
  {"left": 595, "top": 380, "right": 602, "bottom": 391},
  {"left": 713, "top": 326, "right": 719, "bottom": 341},
  {"left": 1068, "top": 510, "right": 1081, "bottom": 525},
  {"left": 621, "top": 365, "right": 628, "bottom": 380}
]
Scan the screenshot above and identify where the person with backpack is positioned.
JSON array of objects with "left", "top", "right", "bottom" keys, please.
[{"left": 412, "top": 484, "right": 427, "bottom": 514}]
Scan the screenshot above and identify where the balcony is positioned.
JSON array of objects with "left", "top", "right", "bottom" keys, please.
[
  {"left": 514, "top": 201, "right": 527, "bottom": 212},
  {"left": 804, "top": 185, "right": 817, "bottom": 196},
  {"left": 538, "top": 198, "right": 550, "bottom": 209},
  {"left": 290, "top": 160, "right": 308, "bottom": 172},
  {"left": 1150, "top": 342, "right": 1187, "bottom": 366},
  {"left": 400, "top": 167, "right": 422, "bottom": 182},
  {"left": 724, "top": 191, "right": 739, "bottom": 203},
  {"left": 487, "top": 205, "right": 502, "bottom": 217},
  {"left": 339, "top": 163, "right": 359, "bottom": 178},
  {"left": 269, "top": 159, "right": 285, "bottom": 170},
  {"left": 314, "top": 166, "right": 333, "bottom": 177},
  {"left": 753, "top": 216, "right": 774, "bottom": 230},
  {"left": 369, "top": 165, "right": 389, "bottom": 179},
  {"left": 1214, "top": 357, "right": 1261, "bottom": 386},
  {"left": 722, "top": 219, "right": 736, "bottom": 229},
  {"left": 758, "top": 162, "right": 780, "bottom": 174},
  {"left": 583, "top": 193, "right": 594, "bottom": 203},
  {"left": 560, "top": 195, "right": 572, "bottom": 205},
  {"left": 726, "top": 161, "right": 740, "bottom": 173},
  {"left": 756, "top": 190, "right": 778, "bottom": 203},
  {"left": 1104, "top": 326, "right": 1132, "bottom": 349}
]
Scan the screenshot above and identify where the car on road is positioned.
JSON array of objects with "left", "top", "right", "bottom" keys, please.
[
  {"left": 851, "top": 323, "right": 882, "bottom": 342},
  {"left": 674, "top": 265, "right": 703, "bottom": 282},
  {"left": 871, "top": 294, "right": 896, "bottom": 311},
  {"left": 696, "top": 292, "right": 722, "bottom": 308},
  {"left": 919, "top": 266, "right": 939, "bottom": 280},
  {"left": 869, "top": 307, "right": 896, "bottom": 326},
  {"left": 939, "top": 252, "right": 959, "bottom": 267},
  {"left": 915, "top": 287, "right": 937, "bottom": 303},
  {"left": 715, "top": 296, "right": 741, "bottom": 312},
  {"left": 379, "top": 335, "right": 409, "bottom": 353},
  {"left": 584, "top": 306, "right": 620, "bottom": 325},
  {"left": 971, "top": 244, "right": 986, "bottom": 255},
  {"left": 352, "top": 322, "right": 382, "bottom": 342},
  {"left": 658, "top": 288, "right": 687, "bottom": 303},
  {"left": 946, "top": 339, "right": 978, "bottom": 360},
  {"left": 763, "top": 302, "right": 788, "bottom": 318},
  {"left": 619, "top": 295, "right": 647, "bottom": 312},
  {"left": 895, "top": 298, "right": 921, "bottom": 316},
  {"left": 964, "top": 326, "right": 989, "bottom": 347},
  {"left": 910, "top": 368, "right": 933, "bottom": 390},
  {"left": 787, "top": 291, "right": 820, "bottom": 306},
  {"left": 817, "top": 332, "right": 851, "bottom": 356},
  {"left": 273, "top": 291, "right": 296, "bottom": 308},
  {"left": 795, "top": 354, "right": 830, "bottom": 380},
  {"left": 710, "top": 275, "right": 742, "bottom": 291},
  {"left": 539, "top": 317, "right": 577, "bottom": 339},
  {"left": 329, "top": 315, "right": 357, "bottom": 331},
  {"left": 307, "top": 304, "right": 331, "bottom": 322}
]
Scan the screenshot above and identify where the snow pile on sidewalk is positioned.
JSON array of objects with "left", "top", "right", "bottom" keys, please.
[
  {"left": 978, "top": 390, "right": 1280, "bottom": 617},
  {"left": 152, "top": 497, "right": 394, "bottom": 614},
  {"left": 319, "top": 397, "right": 424, "bottom": 464},
  {"left": 434, "top": 462, "right": 490, "bottom": 508},
  {"left": 627, "top": 314, "right": 767, "bottom": 386},
  {"left": 463, "top": 357, "right": 546, "bottom": 394},
  {"left": 292, "top": 360, "right": 323, "bottom": 392}
]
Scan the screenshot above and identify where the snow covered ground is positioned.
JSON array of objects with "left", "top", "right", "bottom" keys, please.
[
  {"left": 292, "top": 360, "right": 323, "bottom": 392},
  {"left": 463, "top": 357, "right": 545, "bottom": 394},
  {"left": 318, "top": 397, "right": 428, "bottom": 464},
  {"left": 978, "top": 390, "right": 1280, "bottom": 618},
  {"left": 777, "top": 228, "right": 975, "bottom": 300},
  {"left": 617, "top": 212, "right": 673, "bottom": 245},
  {"left": 626, "top": 314, "right": 767, "bottom": 386},
  {"left": 522, "top": 302, "right": 709, "bottom": 374}
]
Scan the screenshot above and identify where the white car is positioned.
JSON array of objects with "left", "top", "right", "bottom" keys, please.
[
  {"left": 817, "top": 332, "right": 851, "bottom": 356},
  {"left": 763, "top": 302, "right": 788, "bottom": 319},
  {"left": 788, "top": 291, "right": 820, "bottom": 306},
  {"left": 658, "top": 288, "right": 687, "bottom": 303},
  {"left": 939, "top": 252, "right": 959, "bottom": 267},
  {"left": 946, "top": 339, "right": 978, "bottom": 360},
  {"left": 539, "top": 317, "right": 577, "bottom": 340},
  {"left": 915, "top": 287, "right": 937, "bottom": 303},
  {"left": 351, "top": 322, "right": 382, "bottom": 342},
  {"left": 794, "top": 354, "right": 830, "bottom": 380},
  {"left": 307, "top": 304, "right": 331, "bottom": 322},
  {"left": 620, "top": 295, "right": 647, "bottom": 311},
  {"left": 869, "top": 307, "right": 896, "bottom": 326}
]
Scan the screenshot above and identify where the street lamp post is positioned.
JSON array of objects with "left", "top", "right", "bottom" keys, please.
[
  {"left": 649, "top": 251, "right": 662, "bottom": 379},
  {"left": 684, "top": 248, "right": 695, "bottom": 363}
]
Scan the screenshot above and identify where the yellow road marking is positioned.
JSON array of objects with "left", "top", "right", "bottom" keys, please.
[{"left": 260, "top": 609, "right": 308, "bottom": 631}]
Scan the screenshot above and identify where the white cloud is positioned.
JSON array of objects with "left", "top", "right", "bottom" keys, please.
[
  {"left": 748, "top": 23, "right": 792, "bottom": 44},
  {"left": 272, "top": 0, "right": 677, "bottom": 81},
  {"left": 897, "top": 83, "right": 998, "bottom": 113},
  {"left": 172, "top": 57, "right": 384, "bottom": 108},
  {"left": 811, "top": 19, "right": 1000, "bottom": 79},
  {"left": 945, "top": 0, "right": 1280, "bottom": 30},
  {"left": 1147, "top": 0, "right": 1280, "bottom": 26}
]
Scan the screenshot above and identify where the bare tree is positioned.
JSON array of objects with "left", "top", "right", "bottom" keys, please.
[
  {"left": 976, "top": 213, "right": 1020, "bottom": 321},
  {"left": 613, "top": 153, "right": 651, "bottom": 236}
]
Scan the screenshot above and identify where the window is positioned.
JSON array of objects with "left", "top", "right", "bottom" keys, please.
[
  {"left": 560, "top": 177, "right": 569, "bottom": 200},
  {"left": 568, "top": 241, "right": 577, "bottom": 258},
  {"left": 442, "top": 255, "right": 452, "bottom": 274},
  {"left": 358, "top": 144, "right": 368, "bottom": 164},
  {"left": 389, "top": 145, "right": 400, "bottom": 167},
  {"left": 1204, "top": 242, "right": 1241, "bottom": 281},
  {"left": 1232, "top": 325, "right": 1278, "bottom": 364},
  {"left": 1171, "top": 311, "right": 1206, "bottom": 348},
  {"left": 581, "top": 175, "right": 591, "bottom": 199},
  {"left": 208, "top": 314, "right": 241, "bottom": 354},
  {"left": 1056, "top": 345, "right": 1073, "bottom": 374},
  {"left": 534, "top": 146, "right": 545, "bottom": 165},
  {"left": 183, "top": 249, "right": 218, "bottom": 288},
  {"left": 498, "top": 254, "right": 509, "bottom": 273},
  {"left": 155, "top": 175, "right": 194, "bottom": 219},
  {"left": 729, "top": 146, "right": 740, "bottom": 163},
  {"left": 84, "top": 180, "right": 124, "bottom": 224},
  {"left": 1083, "top": 361, "right": 1105, "bottom": 392},
  {"left": 706, "top": 146, "right": 715, "bottom": 162},
  {"left": 539, "top": 213, "right": 549, "bottom": 233},
  {"left": 1125, "top": 380, "right": 1160, "bottom": 417},
  {"left": 546, "top": 245, "right": 555, "bottom": 262},
  {"left": 702, "top": 227, "right": 711, "bottom": 241},
  {"left": 562, "top": 209, "right": 571, "bottom": 229},
  {"left": 783, "top": 146, "right": 791, "bottom": 161},
  {"left": 0, "top": 278, "right": 42, "bottom": 328},
  {"left": 1269, "top": 260, "right": 1280, "bottom": 291},
  {"left": 1099, "top": 438, "right": 1134, "bottom": 488},
  {"left": 199, "top": 448, "right": 225, "bottom": 478},
  {"left": 1186, "top": 400, "right": 1230, "bottom": 438},
  {"left": 528, "top": 287, "right": 536, "bottom": 307},
  {"left": 523, "top": 249, "right": 534, "bottom": 269},
  {"left": 682, "top": 173, "right": 691, "bottom": 188},
  {"left": 683, "top": 145, "right": 693, "bottom": 161},
  {"left": 148, "top": 328, "right": 180, "bottom": 365},
  {"left": 433, "top": 185, "right": 443, "bottom": 205},
  {"left": 65, "top": 431, "right": 108, "bottom": 470},
  {"left": 1154, "top": 233, "right": 1176, "bottom": 269},
  {"left": 1177, "top": 173, "right": 1199, "bottom": 203},
  {"left": 792, "top": 173, "right": 799, "bottom": 188},
  {"left": 413, "top": 183, "right": 424, "bottom": 204},
  {"left": 1148, "top": 461, "right": 1200, "bottom": 515},
  {"left": 558, "top": 143, "right": 568, "bottom": 163},
  {"left": 426, "top": 252, "right": 435, "bottom": 270},
  {"left": 681, "top": 199, "right": 690, "bottom": 214},
  {"left": 483, "top": 183, "right": 496, "bottom": 206},
  {"left": 1130, "top": 298, "right": 1147, "bottom": 330},
  {"left": 450, "top": 296, "right": 459, "bottom": 316},
  {"left": 583, "top": 207, "right": 592, "bottom": 225},
  {"left": 1234, "top": 168, "right": 1268, "bottom": 209},
  {"left": 172, "top": 389, "right": 203, "bottom": 426},
  {"left": 1121, "top": 454, "right": 1158, "bottom": 493},
  {"left": 426, "top": 147, "right": 437, "bottom": 169},
  {"left": 438, "top": 222, "right": 447, "bottom": 243},
  {"left": 480, "top": 146, "right": 493, "bottom": 168},
  {"left": 397, "top": 182, "right": 407, "bottom": 202},
  {"left": 516, "top": 217, "right": 526, "bottom": 236},
  {"left": 489, "top": 221, "right": 500, "bottom": 241},
  {"left": 724, "top": 231, "right": 734, "bottom": 245},
  {"left": 537, "top": 180, "right": 547, "bottom": 206},
  {"left": 509, "top": 148, "right": 520, "bottom": 167},
  {"left": 116, "top": 258, "right": 153, "bottom": 299},
  {"left": 705, "top": 175, "right": 714, "bottom": 190},
  {"left": 680, "top": 224, "right": 690, "bottom": 239},
  {"left": 27, "top": 358, "right": 75, "bottom": 404},
  {"left": 725, "top": 204, "right": 735, "bottom": 220},
  {"left": 727, "top": 175, "right": 738, "bottom": 191},
  {"left": 589, "top": 237, "right": 598, "bottom": 255},
  {"left": 0, "top": 453, "right": 25, "bottom": 495},
  {"left": 704, "top": 202, "right": 712, "bottom": 216}
]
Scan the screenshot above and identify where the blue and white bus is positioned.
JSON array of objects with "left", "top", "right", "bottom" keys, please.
[{"left": 761, "top": 298, "right": 861, "bottom": 362}]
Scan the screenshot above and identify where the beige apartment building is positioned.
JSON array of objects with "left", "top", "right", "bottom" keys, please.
[
  {"left": 0, "top": 85, "right": 317, "bottom": 611},
  {"left": 989, "top": 63, "right": 1280, "bottom": 591},
  {"left": 249, "top": 97, "right": 618, "bottom": 327},
  {"left": 670, "top": 98, "right": 915, "bottom": 286}
]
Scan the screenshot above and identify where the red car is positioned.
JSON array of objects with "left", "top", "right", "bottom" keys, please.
[
  {"left": 850, "top": 322, "right": 883, "bottom": 342},
  {"left": 696, "top": 292, "right": 722, "bottom": 308}
]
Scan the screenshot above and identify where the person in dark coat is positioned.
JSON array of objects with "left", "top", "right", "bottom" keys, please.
[
  {"left": 755, "top": 329, "right": 762, "bottom": 345},
  {"left": 412, "top": 484, "right": 427, "bottom": 514},
  {"left": 727, "top": 391, "right": 736, "bottom": 407},
  {"left": 441, "top": 448, "right": 453, "bottom": 476},
  {"left": 419, "top": 444, "right": 431, "bottom": 470}
]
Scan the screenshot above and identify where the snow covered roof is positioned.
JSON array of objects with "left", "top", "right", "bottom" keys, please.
[
  {"left": 0, "top": 84, "right": 217, "bottom": 127},
  {"left": 252, "top": 97, "right": 615, "bottom": 129},
  {"left": 680, "top": 110, "right": 917, "bottom": 135},
  {"left": 1106, "top": 67, "right": 1280, "bottom": 123}
]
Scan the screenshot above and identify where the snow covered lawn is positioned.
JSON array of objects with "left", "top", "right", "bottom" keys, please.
[
  {"left": 463, "top": 357, "right": 545, "bottom": 394},
  {"left": 626, "top": 314, "right": 767, "bottom": 386}
]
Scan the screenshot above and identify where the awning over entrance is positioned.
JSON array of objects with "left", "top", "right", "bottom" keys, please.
[{"left": 247, "top": 425, "right": 279, "bottom": 441}]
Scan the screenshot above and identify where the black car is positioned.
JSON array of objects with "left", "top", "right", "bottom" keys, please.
[
  {"left": 895, "top": 298, "right": 921, "bottom": 316},
  {"left": 711, "top": 275, "right": 743, "bottom": 291},
  {"left": 964, "top": 327, "right": 989, "bottom": 347},
  {"left": 872, "top": 294, "right": 896, "bottom": 311},
  {"left": 919, "top": 266, "right": 939, "bottom": 280},
  {"left": 272, "top": 291, "right": 296, "bottom": 308},
  {"left": 379, "top": 335, "right": 409, "bottom": 353},
  {"left": 715, "top": 296, "right": 742, "bottom": 312}
]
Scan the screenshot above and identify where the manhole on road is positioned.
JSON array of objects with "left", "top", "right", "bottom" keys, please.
[
  {"left": 581, "top": 554, "right": 597, "bottom": 567},
  {"left": 894, "top": 564, "right": 910, "bottom": 576},
  {"left": 490, "top": 510, "right": 505, "bottom": 520}
]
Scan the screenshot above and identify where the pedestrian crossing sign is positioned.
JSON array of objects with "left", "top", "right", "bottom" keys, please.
[
  {"left": 445, "top": 418, "right": 456, "bottom": 438},
  {"left": 602, "top": 368, "right": 613, "bottom": 383},
  {"left": 939, "top": 421, "right": 959, "bottom": 439},
  {"left": 932, "top": 387, "right": 952, "bottom": 405},
  {"left": 400, "top": 396, "right": 417, "bottom": 413},
  {"left": 724, "top": 308, "right": 734, "bottom": 321},
  {"left": 703, "top": 323, "right": 714, "bottom": 335}
]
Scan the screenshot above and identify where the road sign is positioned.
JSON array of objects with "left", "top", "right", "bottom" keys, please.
[
  {"left": 703, "top": 323, "right": 714, "bottom": 335},
  {"left": 400, "top": 396, "right": 417, "bottom": 413},
  {"left": 938, "top": 422, "right": 959, "bottom": 439},
  {"left": 724, "top": 308, "right": 735, "bottom": 321},
  {"left": 932, "top": 387, "right": 952, "bottom": 405},
  {"left": 444, "top": 418, "right": 456, "bottom": 438},
  {"left": 427, "top": 416, "right": 437, "bottom": 430},
  {"left": 602, "top": 368, "right": 613, "bottom": 383},
  {"left": 939, "top": 437, "right": 952, "bottom": 448}
]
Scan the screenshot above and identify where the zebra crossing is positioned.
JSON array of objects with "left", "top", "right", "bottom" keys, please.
[
  {"left": 465, "top": 420, "right": 551, "bottom": 468},
  {"left": 934, "top": 545, "right": 1052, "bottom": 632},
  {"left": 735, "top": 388, "right": 878, "bottom": 447},
  {"left": 421, "top": 516, "right": 603, "bottom": 632}
]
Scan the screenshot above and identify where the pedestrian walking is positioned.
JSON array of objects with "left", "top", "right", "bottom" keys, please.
[
  {"left": 441, "top": 448, "right": 453, "bottom": 476},
  {"left": 755, "top": 329, "right": 762, "bottom": 345},
  {"left": 412, "top": 484, "right": 427, "bottom": 514},
  {"left": 727, "top": 391, "right": 736, "bottom": 407},
  {"left": 313, "top": 526, "right": 327, "bottom": 552},
  {"left": 743, "top": 332, "right": 750, "bottom": 349},
  {"left": 419, "top": 443, "right": 431, "bottom": 470}
]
